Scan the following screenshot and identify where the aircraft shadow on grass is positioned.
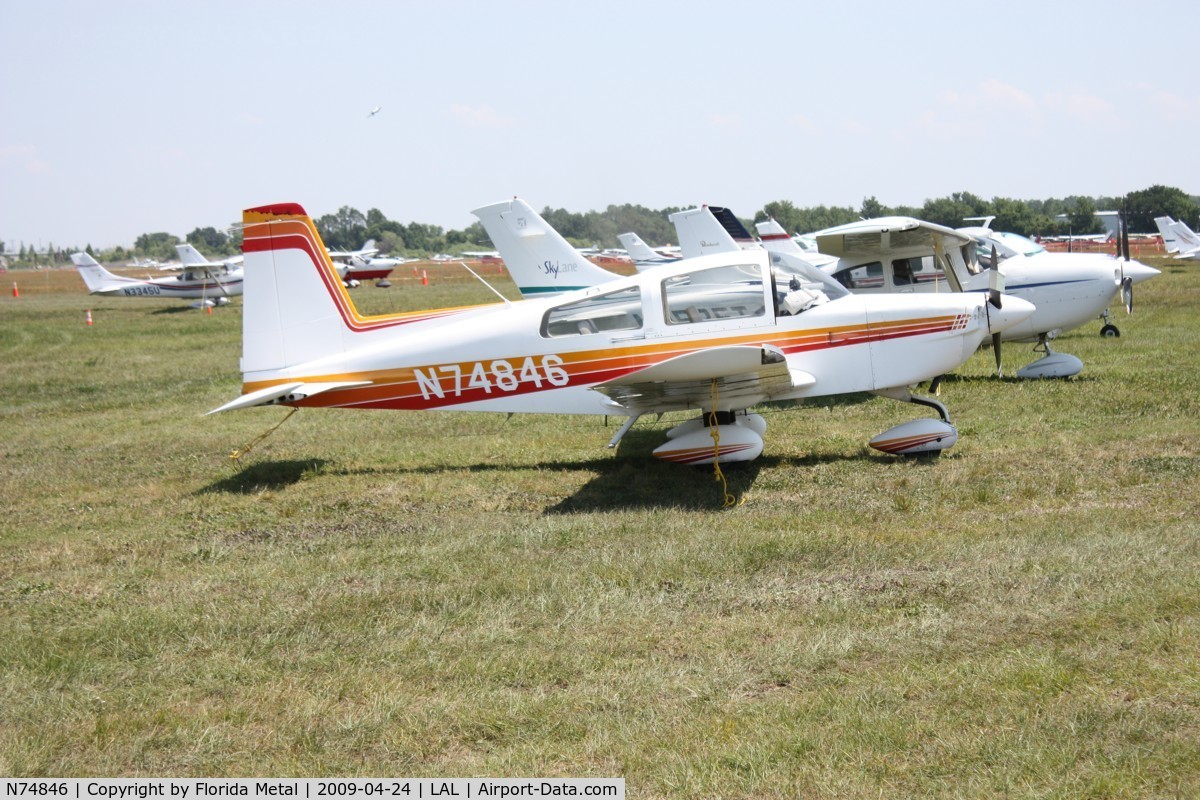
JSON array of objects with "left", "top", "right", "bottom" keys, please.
[
  {"left": 200, "top": 459, "right": 332, "bottom": 494},
  {"left": 197, "top": 433, "right": 931, "bottom": 511}
]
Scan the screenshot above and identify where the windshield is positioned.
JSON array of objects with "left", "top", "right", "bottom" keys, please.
[{"left": 993, "top": 231, "right": 1045, "bottom": 256}]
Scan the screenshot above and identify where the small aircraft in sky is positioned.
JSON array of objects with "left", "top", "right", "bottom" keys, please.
[
  {"left": 74, "top": 245, "right": 243, "bottom": 307},
  {"left": 210, "top": 201, "right": 1035, "bottom": 464},
  {"left": 1153, "top": 216, "right": 1200, "bottom": 259},
  {"left": 367, "top": 106, "right": 382, "bottom": 118}
]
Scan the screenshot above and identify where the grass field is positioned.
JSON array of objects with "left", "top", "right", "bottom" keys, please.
[{"left": 1, "top": 261, "right": 1198, "bottom": 797}]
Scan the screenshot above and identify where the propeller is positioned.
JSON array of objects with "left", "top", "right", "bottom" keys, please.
[
  {"left": 987, "top": 244, "right": 1004, "bottom": 376},
  {"left": 987, "top": 244, "right": 1003, "bottom": 309},
  {"left": 1119, "top": 198, "right": 1133, "bottom": 314}
]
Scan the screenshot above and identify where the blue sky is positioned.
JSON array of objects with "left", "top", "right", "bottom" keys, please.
[{"left": 2, "top": 0, "right": 1197, "bottom": 249}]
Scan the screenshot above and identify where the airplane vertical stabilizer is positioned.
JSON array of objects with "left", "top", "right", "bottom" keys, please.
[
  {"left": 1154, "top": 216, "right": 1180, "bottom": 253},
  {"left": 70, "top": 252, "right": 126, "bottom": 293},
  {"left": 240, "top": 204, "right": 362, "bottom": 377},
  {"left": 471, "top": 198, "right": 620, "bottom": 297},
  {"left": 1171, "top": 218, "right": 1200, "bottom": 250},
  {"left": 670, "top": 206, "right": 757, "bottom": 259},
  {"left": 617, "top": 232, "right": 680, "bottom": 271},
  {"left": 755, "top": 218, "right": 805, "bottom": 257},
  {"left": 177, "top": 243, "right": 210, "bottom": 266}
]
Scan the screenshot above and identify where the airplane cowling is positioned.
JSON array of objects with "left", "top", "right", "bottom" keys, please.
[
  {"left": 1015, "top": 352, "right": 1083, "bottom": 380},
  {"left": 869, "top": 418, "right": 958, "bottom": 456},
  {"left": 654, "top": 425, "right": 764, "bottom": 465}
]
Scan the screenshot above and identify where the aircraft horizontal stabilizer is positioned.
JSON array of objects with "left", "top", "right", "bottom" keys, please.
[{"left": 208, "top": 380, "right": 372, "bottom": 414}]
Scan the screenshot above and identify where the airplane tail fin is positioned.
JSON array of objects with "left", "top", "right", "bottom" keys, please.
[
  {"left": 176, "top": 243, "right": 211, "bottom": 266},
  {"left": 238, "top": 203, "right": 379, "bottom": 379},
  {"left": 1171, "top": 218, "right": 1200, "bottom": 250},
  {"left": 754, "top": 218, "right": 804, "bottom": 256},
  {"left": 1154, "top": 217, "right": 1179, "bottom": 253},
  {"left": 471, "top": 198, "right": 620, "bottom": 297},
  {"left": 617, "top": 232, "right": 673, "bottom": 272},
  {"left": 669, "top": 206, "right": 758, "bottom": 259},
  {"left": 71, "top": 252, "right": 124, "bottom": 293}
]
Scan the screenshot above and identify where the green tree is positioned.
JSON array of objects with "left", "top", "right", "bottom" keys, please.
[
  {"left": 1124, "top": 185, "right": 1199, "bottom": 232},
  {"left": 315, "top": 206, "right": 368, "bottom": 251},
  {"left": 186, "top": 226, "right": 229, "bottom": 253},
  {"left": 860, "top": 196, "right": 889, "bottom": 219},
  {"left": 133, "top": 232, "right": 181, "bottom": 262}
]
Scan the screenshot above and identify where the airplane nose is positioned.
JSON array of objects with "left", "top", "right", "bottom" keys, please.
[
  {"left": 1121, "top": 260, "right": 1161, "bottom": 285},
  {"left": 986, "top": 294, "right": 1036, "bottom": 335}
]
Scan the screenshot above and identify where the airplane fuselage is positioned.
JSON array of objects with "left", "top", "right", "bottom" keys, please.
[
  {"left": 91, "top": 271, "right": 243, "bottom": 299},
  {"left": 242, "top": 250, "right": 1017, "bottom": 417}
]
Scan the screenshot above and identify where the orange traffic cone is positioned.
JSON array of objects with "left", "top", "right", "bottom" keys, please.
[
  {"left": 206, "top": 304, "right": 213, "bottom": 315},
  {"left": 85, "top": 309, "right": 93, "bottom": 326},
  {"left": 11, "top": 282, "right": 18, "bottom": 298},
  {"left": 421, "top": 269, "right": 428, "bottom": 286}
]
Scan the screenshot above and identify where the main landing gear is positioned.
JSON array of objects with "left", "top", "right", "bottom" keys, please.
[{"left": 868, "top": 388, "right": 958, "bottom": 456}]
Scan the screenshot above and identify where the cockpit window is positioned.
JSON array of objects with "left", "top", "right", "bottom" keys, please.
[
  {"left": 993, "top": 231, "right": 1045, "bottom": 256},
  {"left": 542, "top": 286, "right": 643, "bottom": 337},
  {"left": 834, "top": 262, "right": 883, "bottom": 290},
  {"left": 662, "top": 263, "right": 765, "bottom": 325}
]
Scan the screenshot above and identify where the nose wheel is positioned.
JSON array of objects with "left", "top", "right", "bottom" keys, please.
[{"left": 1098, "top": 308, "right": 1120, "bottom": 337}]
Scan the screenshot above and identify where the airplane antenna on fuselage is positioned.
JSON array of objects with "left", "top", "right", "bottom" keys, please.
[{"left": 458, "top": 261, "right": 513, "bottom": 306}]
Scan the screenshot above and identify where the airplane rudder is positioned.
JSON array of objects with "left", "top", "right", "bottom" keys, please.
[{"left": 240, "top": 202, "right": 351, "bottom": 375}]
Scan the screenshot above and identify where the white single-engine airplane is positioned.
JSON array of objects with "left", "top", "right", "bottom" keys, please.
[
  {"left": 73, "top": 245, "right": 244, "bottom": 307},
  {"left": 955, "top": 216, "right": 1159, "bottom": 344},
  {"left": 289, "top": 196, "right": 1043, "bottom": 463},
  {"left": 695, "top": 208, "right": 1159, "bottom": 379}
]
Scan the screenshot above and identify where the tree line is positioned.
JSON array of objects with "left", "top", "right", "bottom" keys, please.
[{"left": 5, "top": 185, "right": 1196, "bottom": 268}]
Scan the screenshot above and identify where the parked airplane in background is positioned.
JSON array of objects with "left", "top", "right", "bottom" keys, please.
[
  {"left": 617, "top": 232, "right": 683, "bottom": 271},
  {"left": 1154, "top": 216, "right": 1200, "bottom": 259},
  {"left": 666, "top": 206, "right": 1158, "bottom": 378},
  {"left": 211, "top": 202, "right": 1034, "bottom": 465},
  {"left": 74, "top": 246, "right": 243, "bottom": 307},
  {"left": 810, "top": 216, "right": 1159, "bottom": 377},
  {"left": 326, "top": 239, "right": 407, "bottom": 284},
  {"left": 474, "top": 198, "right": 647, "bottom": 296},
  {"left": 956, "top": 217, "right": 1158, "bottom": 340}
]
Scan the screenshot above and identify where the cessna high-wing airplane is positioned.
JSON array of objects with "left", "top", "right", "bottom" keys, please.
[
  {"left": 956, "top": 217, "right": 1159, "bottom": 340},
  {"left": 671, "top": 206, "right": 1158, "bottom": 379},
  {"left": 210, "top": 202, "right": 1035, "bottom": 464},
  {"left": 1154, "top": 216, "right": 1200, "bottom": 259},
  {"left": 73, "top": 245, "right": 244, "bottom": 307}
]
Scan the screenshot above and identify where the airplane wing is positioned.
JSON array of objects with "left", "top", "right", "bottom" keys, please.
[
  {"left": 593, "top": 345, "right": 815, "bottom": 413},
  {"left": 814, "top": 216, "right": 972, "bottom": 258}
]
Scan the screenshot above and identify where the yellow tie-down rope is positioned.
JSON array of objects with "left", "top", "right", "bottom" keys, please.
[
  {"left": 229, "top": 408, "right": 297, "bottom": 464},
  {"left": 709, "top": 380, "right": 745, "bottom": 507}
]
